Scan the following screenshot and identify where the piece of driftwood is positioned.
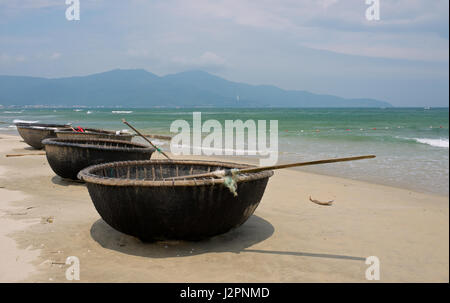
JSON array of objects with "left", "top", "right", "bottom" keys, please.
[
  {"left": 6, "top": 152, "right": 46, "bottom": 157},
  {"left": 309, "top": 196, "right": 334, "bottom": 206}
]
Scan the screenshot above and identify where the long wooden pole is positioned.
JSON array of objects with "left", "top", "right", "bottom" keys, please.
[
  {"left": 122, "top": 119, "right": 171, "bottom": 160},
  {"left": 166, "top": 155, "right": 375, "bottom": 180},
  {"left": 6, "top": 152, "right": 46, "bottom": 157},
  {"left": 238, "top": 155, "right": 375, "bottom": 174}
]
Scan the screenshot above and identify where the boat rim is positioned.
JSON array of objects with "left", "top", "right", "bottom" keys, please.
[
  {"left": 15, "top": 123, "right": 72, "bottom": 130},
  {"left": 55, "top": 129, "right": 134, "bottom": 137},
  {"left": 78, "top": 159, "right": 274, "bottom": 187},
  {"left": 42, "top": 137, "right": 155, "bottom": 153}
]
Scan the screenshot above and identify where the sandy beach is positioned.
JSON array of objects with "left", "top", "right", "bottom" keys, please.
[{"left": 0, "top": 133, "right": 448, "bottom": 283}]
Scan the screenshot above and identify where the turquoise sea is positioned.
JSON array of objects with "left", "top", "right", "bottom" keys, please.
[{"left": 1, "top": 107, "right": 448, "bottom": 196}]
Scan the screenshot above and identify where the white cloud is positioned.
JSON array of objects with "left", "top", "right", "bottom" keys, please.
[
  {"left": 0, "top": 0, "right": 62, "bottom": 9},
  {"left": 0, "top": 53, "right": 10, "bottom": 62},
  {"left": 197, "top": 51, "right": 226, "bottom": 66},
  {"left": 171, "top": 51, "right": 227, "bottom": 69},
  {"left": 319, "top": 0, "right": 338, "bottom": 9},
  {"left": 127, "top": 49, "right": 150, "bottom": 58},
  {"left": 0, "top": 0, "right": 107, "bottom": 9},
  {"left": 0, "top": 53, "right": 27, "bottom": 63},
  {"left": 16, "top": 55, "right": 26, "bottom": 62},
  {"left": 50, "top": 52, "right": 61, "bottom": 60},
  {"left": 155, "top": 0, "right": 448, "bottom": 62},
  {"left": 0, "top": 52, "right": 64, "bottom": 64},
  {"left": 0, "top": 0, "right": 447, "bottom": 105},
  {"left": 299, "top": 28, "right": 449, "bottom": 62}
]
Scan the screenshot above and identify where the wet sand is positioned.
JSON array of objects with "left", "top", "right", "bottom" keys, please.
[{"left": 0, "top": 134, "right": 448, "bottom": 282}]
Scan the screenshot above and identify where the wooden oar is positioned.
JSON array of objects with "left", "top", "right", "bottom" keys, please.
[
  {"left": 165, "top": 155, "right": 376, "bottom": 180},
  {"left": 6, "top": 152, "right": 46, "bottom": 157},
  {"left": 122, "top": 119, "right": 171, "bottom": 160}
]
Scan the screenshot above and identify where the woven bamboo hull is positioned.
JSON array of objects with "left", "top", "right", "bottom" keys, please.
[
  {"left": 78, "top": 160, "right": 273, "bottom": 241},
  {"left": 42, "top": 138, "right": 155, "bottom": 180},
  {"left": 55, "top": 129, "right": 133, "bottom": 141},
  {"left": 16, "top": 124, "right": 71, "bottom": 149}
]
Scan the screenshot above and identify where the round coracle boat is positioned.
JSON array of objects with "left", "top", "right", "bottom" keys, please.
[
  {"left": 42, "top": 138, "right": 155, "bottom": 180},
  {"left": 15, "top": 123, "right": 72, "bottom": 149},
  {"left": 55, "top": 128, "right": 133, "bottom": 141},
  {"left": 78, "top": 160, "right": 274, "bottom": 241}
]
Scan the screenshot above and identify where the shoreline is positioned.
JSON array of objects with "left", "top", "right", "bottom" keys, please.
[
  {"left": 0, "top": 133, "right": 448, "bottom": 282},
  {"left": 2, "top": 131, "right": 448, "bottom": 198}
]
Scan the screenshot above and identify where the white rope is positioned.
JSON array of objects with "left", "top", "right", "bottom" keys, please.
[{"left": 222, "top": 169, "right": 240, "bottom": 197}]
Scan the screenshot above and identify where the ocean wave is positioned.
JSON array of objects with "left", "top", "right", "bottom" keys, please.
[
  {"left": 150, "top": 139, "right": 168, "bottom": 147},
  {"left": 133, "top": 137, "right": 168, "bottom": 147},
  {"left": 112, "top": 111, "right": 133, "bottom": 114},
  {"left": 414, "top": 138, "right": 449, "bottom": 148},
  {"left": 13, "top": 119, "right": 39, "bottom": 124},
  {"left": 3, "top": 111, "right": 23, "bottom": 114},
  {"left": 169, "top": 143, "right": 268, "bottom": 155}
]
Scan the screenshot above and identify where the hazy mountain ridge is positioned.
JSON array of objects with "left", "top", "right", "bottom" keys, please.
[{"left": 0, "top": 69, "right": 392, "bottom": 107}]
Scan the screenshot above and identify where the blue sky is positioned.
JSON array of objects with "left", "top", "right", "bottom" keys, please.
[{"left": 0, "top": 0, "right": 448, "bottom": 107}]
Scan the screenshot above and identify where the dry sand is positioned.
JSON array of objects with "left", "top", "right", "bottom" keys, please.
[{"left": 0, "top": 134, "right": 448, "bottom": 282}]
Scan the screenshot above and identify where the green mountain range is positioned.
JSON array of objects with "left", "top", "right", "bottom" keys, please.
[{"left": 0, "top": 69, "right": 392, "bottom": 107}]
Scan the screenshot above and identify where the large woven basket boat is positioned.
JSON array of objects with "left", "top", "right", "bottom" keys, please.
[
  {"left": 42, "top": 138, "right": 155, "bottom": 180},
  {"left": 78, "top": 160, "right": 274, "bottom": 241},
  {"left": 15, "top": 123, "right": 72, "bottom": 149},
  {"left": 55, "top": 128, "right": 133, "bottom": 142}
]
